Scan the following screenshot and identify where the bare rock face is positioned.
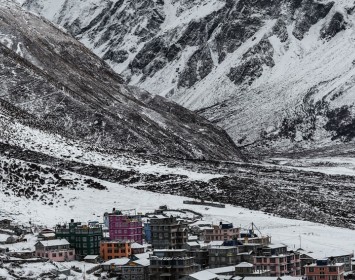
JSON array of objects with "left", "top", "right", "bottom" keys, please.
[
  {"left": 228, "top": 39, "right": 275, "bottom": 86},
  {"left": 20, "top": 0, "right": 355, "bottom": 157},
  {"left": 0, "top": 1, "right": 243, "bottom": 161},
  {"left": 272, "top": 18, "right": 289, "bottom": 42},
  {"left": 292, "top": 0, "right": 334, "bottom": 40},
  {"left": 320, "top": 12, "right": 347, "bottom": 40},
  {"left": 178, "top": 46, "right": 214, "bottom": 88}
]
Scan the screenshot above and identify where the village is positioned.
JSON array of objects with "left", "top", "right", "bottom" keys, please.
[{"left": 0, "top": 203, "right": 354, "bottom": 280}]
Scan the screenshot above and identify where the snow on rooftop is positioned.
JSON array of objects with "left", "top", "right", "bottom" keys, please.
[
  {"left": 134, "top": 252, "right": 151, "bottom": 260},
  {"left": 187, "top": 241, "right": 200, "bottom": 247},
  {"left": 149, "top": 215, "right": 167, "bottom": 219},
  {"left": 131, "top": 242, "right": 145, "bottom": 249},
  {"left": 207, "top": 265, "right": 236, "bottom": 274},
  {"left": 83, "top": 255, "right": 99, "bottom": 260},
  {"left": 267, "top": 244, "right": 287, "bottom": 249},
  {"left": 40, "top": 233, "right": 55, "bottom": 237},
  {"left": 236, "top": 262, "right": 254, "bottom": 268},
  {"left": 208, "top": 241, "right": 224, "bottom": 246},
  {"left": 188, "top": 235, "right": 198, "bottom": 241},
  {"left": 189, "top": 270, "right": 219, "bottom": 280},
  {"left": 38, "top": 239, "right": 70, "bottom": 247},
  {"left": 103, "top": 257, "right": 130, "bottom": 266},
  {"left": 132, "top": 258, "right": 150, "bottom": 267}
]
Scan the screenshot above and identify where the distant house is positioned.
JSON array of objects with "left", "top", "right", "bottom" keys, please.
[
  {"left": 38, "top": 228, "right": 56, "bottom": 240},
  {"left": 150, "top": 249, "right": 198, "bottom": 279},
  {"left": 131, "top": 242, "right": 145, "bottom": 255},
  {"left": 182, "top": 241, "right": 209, "bottom": 269},
  {"left": 254, "top": 244, "right": 301, "bottom": 276},
  {"left": 100, "top": 240, "right": 132, "bottom": 261},
  {"left": 235, "top": 262, "right": 270, "bottom": 276},
  {"left": 35, "top": 239, "right": 75, "bottom": 262},
  {"left": 305, "top": 259, "right": 345, "bottom": 280},
  {"left": 183, "top": 241, "right": 201, "bottom": 251},
  {"left": 108, "top": 209, "right": 143, "bottom": 244},
  {"left": 102, "top": 257, "right": 150, "bottom": 280},
  {"left": 150, "top": 216, "right": 188, "bottom": 249},
  {"left": 40, "top": 228, "right": 55, "bottom": 234},
  {"left": 298, "top": 249, "right": 353, "bottom": 273},
  {"left": 209, "top": 245, "right": 238, "bottom": 268},
  {"left": 83, "top": 255, "right": 100, "bottom": 264},
  {"left": 201, "top": 221, "right": 240, "bottom": 243},
  {"left": 55, "top": 219, "right": 103, "bottom": 260},
  {"left": 184, "top": 270, "right": 220, "bottom": 280}
]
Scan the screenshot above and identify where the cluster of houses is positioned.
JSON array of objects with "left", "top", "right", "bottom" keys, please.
[{"left": 0, "top": 207, "right": 354, "bottom": 280}]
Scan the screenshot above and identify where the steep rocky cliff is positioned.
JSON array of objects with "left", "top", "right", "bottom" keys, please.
[{"left": 20, "top": 0, "right": 355, "bottom": 156}]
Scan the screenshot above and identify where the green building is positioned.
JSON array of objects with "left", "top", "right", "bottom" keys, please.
[{"left": 55, "top": 219, "right": 103, "bottom": 260}]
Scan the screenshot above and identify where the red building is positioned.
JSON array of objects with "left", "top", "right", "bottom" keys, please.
[
  {"left": 254, "top": 244, "right": 301, "bottom": 276},
  {"left": 108, "top": 209, "right": 143, "bottom": 244},
  {"left": 305, "top": 259, "right": 344, "bottom": 280}
]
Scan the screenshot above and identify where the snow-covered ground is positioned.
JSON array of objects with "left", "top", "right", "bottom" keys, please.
[
  {"left": 1, "top": 169, "right": 354, "bottom": 259},
  {"left": 270, "top": 157, "right": 355, "bottom": 176},
  {"left": 1, "top": 117, "right": 222, "bottom": 182}
]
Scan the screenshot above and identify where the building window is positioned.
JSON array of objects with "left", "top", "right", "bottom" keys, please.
[
  {"left": 52, "top": 253, "right": 56, "bottom": 257},
  {"left": 329, "top": 267, "right": 337, "bottom": 272},
  {"left": 309, "top": 267, "right": 314, "bottom": 272}
]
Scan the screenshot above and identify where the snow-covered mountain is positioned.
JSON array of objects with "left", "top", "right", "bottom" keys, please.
[
  {"left": 3, "top": 0, "right": 355, "bottom": 231},
  {"left": 0, "top": 0, "right": 243, "bottom": 161},
  {"left": 20, "top": 0, "right": 355, "bottom": 155}
]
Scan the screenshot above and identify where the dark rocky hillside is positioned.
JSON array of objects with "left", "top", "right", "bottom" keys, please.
[
  {"left": 1, "top": 142, "right": 355, "bottom": 229},
  {"left": 0, "top": 1, "right": 242, "bottom": 161}
]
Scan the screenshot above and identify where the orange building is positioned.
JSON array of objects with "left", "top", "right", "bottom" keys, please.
[
  {"left": 305, "top": 259, "right": 344, "bottom": 280},
  {"left": 100, "top": 240, "right": 132, "bottom": 260}
]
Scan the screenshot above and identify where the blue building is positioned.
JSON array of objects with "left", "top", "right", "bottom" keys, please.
[{"left": 144, "top": 222, "right": 151, "bottom": 243}]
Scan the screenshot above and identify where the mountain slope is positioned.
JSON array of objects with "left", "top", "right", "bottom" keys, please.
[
  {"left": 0, "top": 0, "right": 242, "bottom": 161},
  {"left": 20, "top": 0, "right": 355, "bottom": 155}
]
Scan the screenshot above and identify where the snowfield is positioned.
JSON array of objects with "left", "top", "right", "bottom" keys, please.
[{"left": 1, "top": 169, "right": 354, "bottom": 259}]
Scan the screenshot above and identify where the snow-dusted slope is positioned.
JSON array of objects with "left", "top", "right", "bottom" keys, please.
[
  {"left": 1, "top": 161, "right": 355, "bottom": 260},
  {"left": 20, "top": 0, "right": 355, "bottom": 155},
  {"left": 0, "top": 0, "right": 243, "bottom": 161}
]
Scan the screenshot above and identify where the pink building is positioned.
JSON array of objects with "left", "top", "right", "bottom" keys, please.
[
  {"left": 108, "top": 209, "right": 143, "bottom": 244},
  {"left": 202, "top": 221, "right": 240, "bottom": 242},
  {"left": 35, "top": 239, "right": 75, "bottom": 262},
  {"left": 305, "top": 259, "right": 344, "bottom": 280},
  {"left": 254, "top": 245, "right": 301, "bottom": 276}
]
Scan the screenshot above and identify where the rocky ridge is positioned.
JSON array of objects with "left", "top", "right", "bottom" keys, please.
[
  {"left": 20, "top": 0, "right": 355, "bottom": 156},
  {"left": 0, "top": 0, "right": 242, "bottom": 161}
]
